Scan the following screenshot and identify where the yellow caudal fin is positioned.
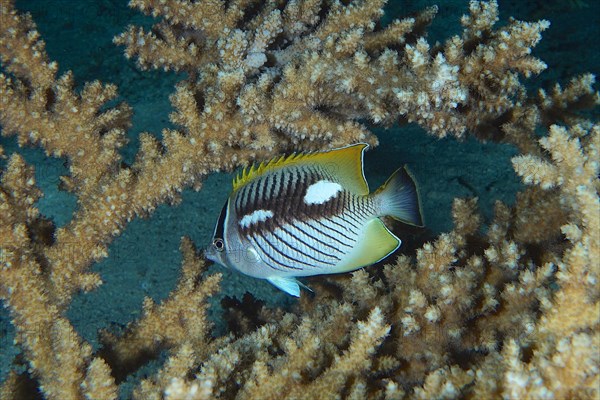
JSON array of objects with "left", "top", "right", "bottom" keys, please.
[
  {"left": 375, "top": 166, "right": 424, "bottom": 227},
  {"left": 331, "top": 218, "right": 400, "bottom": 273},
  {"left": 233, "top": 143, "right": 370, "bottom": 195}
]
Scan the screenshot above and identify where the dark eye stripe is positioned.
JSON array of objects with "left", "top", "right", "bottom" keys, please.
[{"left": 213, "top": 199, "right": 229, "bottom": 240}]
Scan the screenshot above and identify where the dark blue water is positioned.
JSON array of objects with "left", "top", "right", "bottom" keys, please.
[{"left": 1, "top": 0, "right": 598, "bottom": 395}]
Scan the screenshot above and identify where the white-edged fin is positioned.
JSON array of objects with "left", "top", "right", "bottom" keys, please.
[
  {"left": 267, "top": 276, "right": 302, "bottom": 297},
  {"left": 332, "top": 218, "right": 401, "bottom": 273}
]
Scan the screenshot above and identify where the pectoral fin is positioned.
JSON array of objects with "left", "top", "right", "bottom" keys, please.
[{"left": 267, "top": 276, "right": 304, "bottom": 297}]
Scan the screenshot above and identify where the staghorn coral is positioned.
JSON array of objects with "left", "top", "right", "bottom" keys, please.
[{"left": 1, "top": 0, "right": 599, "bottom": 399}]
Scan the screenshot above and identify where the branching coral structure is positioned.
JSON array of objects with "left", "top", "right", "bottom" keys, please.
[{"left": 0, "top": 0, "right": 598, "bottom": 399}]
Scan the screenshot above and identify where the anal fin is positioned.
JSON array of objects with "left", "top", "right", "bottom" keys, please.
[{"left": 332, "top": 218, "right": 400, "bottom": 273}]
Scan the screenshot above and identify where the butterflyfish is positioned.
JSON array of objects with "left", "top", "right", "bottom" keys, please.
[{"left": 205, "top": 143, "right": 423, "bottom": 297}]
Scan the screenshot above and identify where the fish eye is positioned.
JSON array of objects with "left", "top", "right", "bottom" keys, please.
[{"left": 213, "top": 238, "right": 225, "bottom": 252}]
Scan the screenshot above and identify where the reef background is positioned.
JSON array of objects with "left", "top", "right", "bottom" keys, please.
[{"left": 0, "top": 0, "right": 598, "bottom": 398}]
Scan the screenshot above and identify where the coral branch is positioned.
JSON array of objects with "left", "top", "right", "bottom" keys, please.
[{"left": 1, "top": 0, "right": 598, "bottom": 398}]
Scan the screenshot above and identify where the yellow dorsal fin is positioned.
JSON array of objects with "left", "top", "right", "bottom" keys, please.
[
  {"left": 232, "top": 153, "right": 297, "bottom": 191},
  {"left": 232, "top": 143, "right": 370, "bottom": 194}
]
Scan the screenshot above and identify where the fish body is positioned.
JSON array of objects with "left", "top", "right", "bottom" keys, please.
[{"left": 205, "top": 143, "right": 423, "bottom": 297}]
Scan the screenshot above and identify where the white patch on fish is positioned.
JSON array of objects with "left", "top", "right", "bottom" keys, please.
[
  {"left": 239, "top": 209, "right": 274, "bottom": 228},
  {"left": 303, "top": 180, "right": 343, "bottom": 205}
]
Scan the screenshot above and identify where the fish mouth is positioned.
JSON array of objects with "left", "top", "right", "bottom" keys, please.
[
  {"left": 203, "top": 246, "right": 217, "bottom": 263},
  {"left": 204, "top": 247, "right": 229, "bottom": 269}
]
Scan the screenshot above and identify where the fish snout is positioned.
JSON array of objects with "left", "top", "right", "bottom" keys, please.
[{"left": 204, "top": 245, "right": 217, "bottom": 263}]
